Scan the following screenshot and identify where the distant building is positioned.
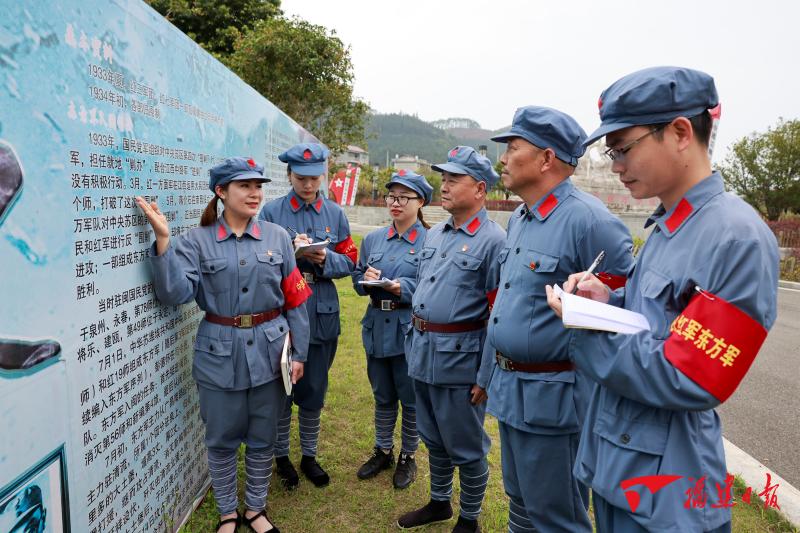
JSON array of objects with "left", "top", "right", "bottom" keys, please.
[
  {"left": 572, "top": 140, "right": 659, "bottom": 213},
  {"left": 334, "top": 145, "right": 369, "bottom": 167},
  {"left": 391, "top": 154, "right": 431, "bottom": 174},
  {"left": 431, "top": 118, "right": 481, "bottom": 130}
]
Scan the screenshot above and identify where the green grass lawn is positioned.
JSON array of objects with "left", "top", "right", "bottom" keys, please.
[{"left": 180, "top": 234, "right": 798, "bottom": 533}]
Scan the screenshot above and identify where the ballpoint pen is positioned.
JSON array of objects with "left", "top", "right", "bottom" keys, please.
[{"left": 572, "top": 250, "right": 605, "bottom": 294}]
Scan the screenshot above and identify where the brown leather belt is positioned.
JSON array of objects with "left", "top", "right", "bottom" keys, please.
[
  {"left": 496, "top": 352, "right": 575, "bottom": 373},
  {"left": 412, "top": 315, "right": 487, "bottom": 333},
  {"left": 205, "top": 309, "right": 281, "bottom": 328},
  {"left": 370, "top": 298, "right": 411, "bottom": 311}
]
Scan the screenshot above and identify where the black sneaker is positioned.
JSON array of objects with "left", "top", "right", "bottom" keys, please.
[
  {"left": 397, "top": 499, "right": 453, "bottom": 529},
  {"left": 275, "top": 456, "right": 299, "bottom": 490},
  {"left": 452, "top": 515, "right": 480, "bottom": 533},
  {"left": 300, "top": 455, "right": 330, "bottom": 487},
  {"left": 357, "top": 446, "right": 394, "bottom": 480},
  {"left": 393, "top": 452, "right": 417, "bottom": 489}
]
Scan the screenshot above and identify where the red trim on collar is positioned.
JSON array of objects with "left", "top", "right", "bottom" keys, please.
[
  {"left": 537, "top": 194, "right": 558, "bottom": 218},
  {"left": 315, "top": 198, "right": 323, "bottom": 211},
  {"left": 217, "top": 224, "right": 227, "bottom": 240},
  {"left": 387, "top": 226, "right": 396, "bottom": 238},
  {"left": 251, "top": 223, "right": 261, "bottom": 239},
  {"left": 666, "top": 198, "right": 693, "bottom": 232},
  {"left": 407, "top": 228, "right": 418, "bottom": 243},
  {"left": 290, "top": 196, "right": 300, "bottom": 210},
  {"left": 466, "top": 217, "right": 481, "bottom": 233}
]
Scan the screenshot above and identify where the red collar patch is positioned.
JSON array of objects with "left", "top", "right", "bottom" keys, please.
[
  {"left": 251, "top": 222, "right": 261, "bottom": 239},
  {"left": 303, "top": 149, "right": 312, "bottom": 160},
  {"left": 314, "top": 198, "right": 323, "bottom": 211},
  {"left": 466, "top": 216, "right": 481, "bottom": 234},
  {"left": 407, "top": 228, "right": 418, "bottom": 243},
  {"left": 217, "top": 224, "right": 227, "bottom": 240},
  {"left": 537, "top": 194, "right": 558, "bottom": 218},
  {"left": 665, "top": 198, "right": 693, "bottom": 232},
  {"left": 387, "top": 226, "right": 396, "bottom": 238},
  {"left": 290, "top": 196, "right": 300, "bottom": 210}
]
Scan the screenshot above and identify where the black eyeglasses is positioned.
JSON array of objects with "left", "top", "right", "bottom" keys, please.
[
  {"left": 604, "top": 124, "right": 667, "bottom": 162},
  {"left": 384, "top": 195, "right": 420, "bottom": 206}
]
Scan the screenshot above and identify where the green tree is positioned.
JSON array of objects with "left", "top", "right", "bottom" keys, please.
[
  {"left": 145, "top": 0, "right": 281, "bottom": 61},
  {"left": 719, "top": 118, "right": 800, "bottom": 220},
  {"left": 232, "top": 17, "right": 369, "bottom": 153},
  {"left": 491, "top": 160, "right": 511, "bottom": 200}
]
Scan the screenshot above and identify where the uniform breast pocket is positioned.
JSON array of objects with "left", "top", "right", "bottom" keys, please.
[
  {"left": 367, "top": 252, "right": 384, "bottom": 268},
  {"left": 639, "top": 270, "right": 674, "bottom": 339},
  {"left": 526, "top": 249, "right": 560, "bottom": 295},
  {"left": 316, "top": 229, "right": 337, "bottom": 245},
  {"left": 256, "top": 251, "right": 284, "bottom": 285},
  {"left": 418, "top": 248, "right": 436, "bottom": 274},
  {"left": 200, "top": 257, "right": 231, "bottom": 294},
  {"left": 401, "top": 253, "right": 421, "bottom": 277},
  {"left": 453, "top": 251, "right": 482, "bottom": 287}
]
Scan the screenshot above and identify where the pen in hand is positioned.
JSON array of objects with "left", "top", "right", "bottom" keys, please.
[{"left": 572, "top": 250, "right": 606, "bottom": 294}]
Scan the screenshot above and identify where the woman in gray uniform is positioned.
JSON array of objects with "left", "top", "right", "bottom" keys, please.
[{"left": 136, "top": 157, "right": 312, "bottom": 533}]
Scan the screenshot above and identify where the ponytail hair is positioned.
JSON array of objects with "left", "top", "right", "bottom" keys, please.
[
  {"left": 417, "top": 208, "right": 431, "bottom": 229},
  {"left": 200, "top": 195, "right": 220, "bottom": 227}
]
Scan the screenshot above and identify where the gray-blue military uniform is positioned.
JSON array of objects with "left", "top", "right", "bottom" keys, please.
[
  {"left": 353, "top": 171, "right": 433, "bottom": 468},
  {"left": 259, "top": 142, "right": 357, "bottom": 482},
  {"left": 405, "top": 147, "right": 505, "bottom": 524},
  {"left": 148, "top": 157, "right": 310, "bottom": 518},
  {"left": 570, "top": 67, "right": 779, "bottom": 532},
  {"left": 487, "top": 106, "right": 634, "bottom": 533}
]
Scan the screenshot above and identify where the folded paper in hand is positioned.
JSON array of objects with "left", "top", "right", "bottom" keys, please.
[
  {"left": 357, "top": 277, "right": 394, "bottom": 288},
  {"left": 280, "top": 333, "right": 292, "bottom": 395},
  {"left": 553, "top": 284, "right": 650, "bottom": 334},
  {"left": 295, "top": 238, "right": 331, "bottom": 258}
]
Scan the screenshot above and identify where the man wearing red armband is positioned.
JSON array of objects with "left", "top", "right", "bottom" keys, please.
[{"left": 546, "top": 67, "right": 779, "bottom": 532}]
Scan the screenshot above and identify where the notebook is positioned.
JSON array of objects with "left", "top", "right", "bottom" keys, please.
[
  {"left": 280, "top": 333, "right": 292, "bottom": 395},
  {"left": 295, "top": 238, "right": 331, "bottom": 258},
  {"left": 552, "top": 284, "right": 651, "bottom": 335}
]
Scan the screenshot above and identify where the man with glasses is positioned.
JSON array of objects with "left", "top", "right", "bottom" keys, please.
[
  {"left": 546, "top": 66, "right": 779, "bottom": 532},
  {"left": 397, "top": 146, "right": 505, "bottom": 533},
  {"left": 486, "top": 106, "right": 633, "bottom": 533}
]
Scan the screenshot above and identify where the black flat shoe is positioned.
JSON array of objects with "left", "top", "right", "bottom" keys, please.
[
  {"left": 214, "top": 512, "right": 240, "bottom": 533},
  {"left": 300, "top": 455, "right": 330, "bottom": 487},
  {"left": 452, "top": 515, "right": 480, "bottom": 533},
  {"left": 357, "top": 446, "right": 394, "bottom": 480},
  {"left": 397, "top": 499, "right": 453, "bottom": 529},
  {"left": 243, "top": 509, "right": 280, "bottom": 533},
  {"left": 275, "top": 455, "right": 299, "bottom": 490}
]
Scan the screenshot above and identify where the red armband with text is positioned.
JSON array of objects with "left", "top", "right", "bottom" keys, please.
[
  {"left": 334, "top": 235, "right": 358, "bottom": 264},
  {"left": 596, "top": 272, "right": 627, "bottom": 290},
  {"left": 664, "top": 288, "right": 767, "bottom": 402},
  {"left": 281, "top": 267, "right": 313, "bottom": 310}
]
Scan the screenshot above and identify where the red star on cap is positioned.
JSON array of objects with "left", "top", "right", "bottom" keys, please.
[
  {"left": 450, "top": 148, "right": 459, "bottom": 158},
  {"left": 247, "top": 158, "right": 256, "bottom": 167},
  {"left": 597, "top": 97, "right": 603, "bottom": 109},
  {"left": 398, "top": 169, "right": 407, "bottom": 176},
  {"left": 303, "top": 149, "right": 312, "bottom": 160}
]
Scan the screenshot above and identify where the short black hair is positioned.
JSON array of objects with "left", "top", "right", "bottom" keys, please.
[{"left": 651, "top": 110, "right": 713, "bottom": 146}]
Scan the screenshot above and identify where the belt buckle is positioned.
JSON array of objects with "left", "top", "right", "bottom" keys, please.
[
  {"left": 413, "top": 316, "right": 425, "bottom": 332},
  {"left": 496, "top": 353, "right": 511, "bottom": 371},
  {"left": 237, "top": 314, "right": 253, "bottom": 328},
  {"left": 380, "top": 300, "right": 392, "bottom": 311},
  {"left": 302, "top": 272, "right": 315, "bottom": 284}
]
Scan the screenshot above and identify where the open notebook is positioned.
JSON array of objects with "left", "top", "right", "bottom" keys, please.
[
  {"left": 295, "top": 238, "right": 331, "bottom": 258},
  {"left": 552, "top": 284, "right": 651, "bottom": 335}
]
